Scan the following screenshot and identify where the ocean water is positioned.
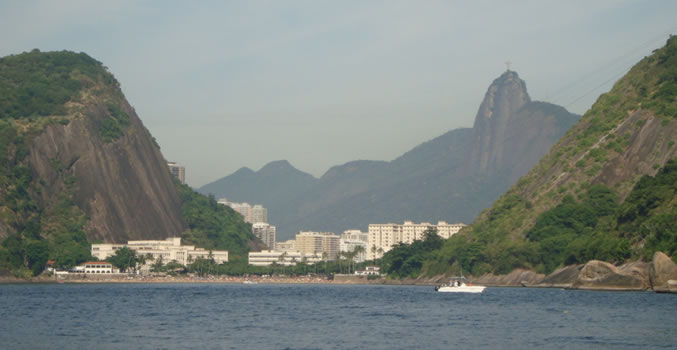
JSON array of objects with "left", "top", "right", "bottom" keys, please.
[{"left": 1, "top": 283, "right": 675, "bottom": 349}]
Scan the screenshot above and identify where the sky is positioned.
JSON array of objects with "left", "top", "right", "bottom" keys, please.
[{"left": 1, "top": 1, "right": 676, "bottom": 187}]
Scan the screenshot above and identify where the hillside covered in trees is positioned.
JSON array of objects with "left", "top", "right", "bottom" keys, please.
[
  {"left": 382, "top": 36, "right": 677, "bottom": 279},
  {"left": 0, "top": 50, "right": 257, "bottom": 277}
]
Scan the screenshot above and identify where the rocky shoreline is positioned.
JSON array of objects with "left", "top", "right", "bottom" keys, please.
[{"left": 439, "top": 252, "right": 677, "bottom": 293}]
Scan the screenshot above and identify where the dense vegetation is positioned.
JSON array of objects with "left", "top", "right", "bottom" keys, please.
[
  {"left": 377, "top": 159, "right": 674, "bottom": 279},
  {"left": 0, "top": 49, "right": 115, "bottom": 119},
  {"left": 175, "top": 182, "right": 256, "bottom": 262},
  {"left": 383, "top": 36, "right": 677, "bottom": 279},
  {"left": 99, "top": 102, "right": 131, "bottom": 142},
  {"left": 0, "top": 104, "right": 93, "bottom": 276},
  {"left": 380, "top": 229, "right": 444, "bottom": 278},
  {"left": 617, "top": 159, "right": 677, "bottom": 260},
  {"left": 388, "top": 36, "right": 677, "bottom": 275},
  {"left": 0, "top": 131, "right": 93, "bottom": 276}
]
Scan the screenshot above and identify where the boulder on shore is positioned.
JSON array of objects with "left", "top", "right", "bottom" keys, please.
[
  {"left": 472, "top": 269, "right": 545, "bottom": 286},
  {"left": 535, "top": 265, "right": 582, "bottom": 288},
  {"left": 649, "top": 252, "right": 677, "bottom": 292},
  {"left": 573, "top": 260, "right": 648, "bottom": 291}
]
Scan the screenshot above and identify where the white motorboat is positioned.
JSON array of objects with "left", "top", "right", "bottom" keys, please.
[{"left": 435, "top": 277, "right": 485, "bottom": 293}]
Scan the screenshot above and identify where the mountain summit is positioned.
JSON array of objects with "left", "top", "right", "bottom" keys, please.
[
  {"left": 468, "top": 70, "right": 531, "bottom": 175},
  {"left": 200, "top": 71, "right": 579, "bottom": 239}
]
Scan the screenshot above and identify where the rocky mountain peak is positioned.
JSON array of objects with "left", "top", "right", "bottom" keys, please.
[
  {"left": 473, "top": 70, "right": 531, "bottom": 127},
  {"left": 466, "top": 70, "right": 534, "bottom": 176},
  {"left": 259, "top": 160, "right": 294, "bottom": 174}
]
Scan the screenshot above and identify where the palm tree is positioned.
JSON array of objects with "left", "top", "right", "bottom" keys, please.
[
  {"left": 278, "top": 252, "right": 288, "bottom": 275},
  {"left": 371, "top": 245, "right": 378, "bottom": 265},
  {"left": 137, "top": 254, "right": 146, "bottom": 274},
  {"left": 353, "top": 245, "right": 366, "bottom": 265},
  {"left": 313, "top": 253, "right": 319, "bottom": 274},
  {"left": 151, "top": 255, "right": 164, "bottom": 273},
  {"left": 322, "top": 252, "right": 328, "bottom": 275}
]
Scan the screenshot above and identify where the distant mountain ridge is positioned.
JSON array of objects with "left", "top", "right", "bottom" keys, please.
[{"left": 200, "top": 71, "right": 580, "bottom": 240}]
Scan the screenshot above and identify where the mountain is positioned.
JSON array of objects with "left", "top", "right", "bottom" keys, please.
[
  {"left": 201, "top": 71, "right": 579, "bottom": 240},
  {"left": 422, "top": 36, "right": 677, "bottom": 277},
  {"left": 200, "top": 160, "right": 318, "bottom": 222},
  {"left": 0, "top": 50, "right": 256, "bottom": 274}
]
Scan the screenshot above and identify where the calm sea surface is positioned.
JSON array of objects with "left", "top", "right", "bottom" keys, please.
[{"left": 1, "top": 283, "right": 676, "bottom": 349}]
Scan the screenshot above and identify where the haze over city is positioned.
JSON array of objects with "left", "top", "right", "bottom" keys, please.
[{"left": 1, "top": 1, "right": 676, "bottom": 186}]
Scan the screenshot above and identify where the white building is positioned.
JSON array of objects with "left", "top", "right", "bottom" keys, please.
[
  {"left": 248, "top": 250, "right": 322, "bottom": 266},
  {"left": 295, "top": 231, "right": 340, "bottom": 261},
  {"left": 274, "top": 239, "right": 296, "bottom": 253},
  {"left": 368, "top": 221, "right": 466, "bottom": 260},
  {"left": 217, "top": 198, "right": 268, "bottom": 224},
  {"left": 342, "top": 230, "right": 369, "bottom": 243},
  {"left": 340, "top": 230, "right": 368, "bottom": 263},
  {"left": 91, "top": 237, "right": 228, "bottom": 267},
  {"left": 251, "top": 205, "right": 268, "bottom": 224},
  {"left": 252, "top": 222, "right": 276, "bottom": 249},
  {"left": 82, "top": 261, "right": 115, "bottom": 274}
]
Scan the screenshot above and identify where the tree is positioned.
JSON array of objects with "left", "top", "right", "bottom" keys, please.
[
  {"left": 151, "top": 255, "right": 164, "bottom": 273},
  {"left": 322, "top": 252, "right": 328, "bottom": 275},
  {"left": 165, "top": 260, "right": 184, "bottom": 275},
  {"left": 371, "top": 245, "right": 377, "bottom": 264},
  {"left": 107, "top": 246, "right": 137, "bottom": 273},
  {"left": 25, "top": 240, "right": 49, "bottom": 276},
  {"left": 301, "top": 256, "right": 308, "bottom": 274},
  {"left": 278, "top": 252, "right": 288, "bottom": 275},
  {"left": 313, "top": 253, "right": 319, "bottom": 274},
  {"left": 137, "top": 254, "right": 147, "bottom": 272}
]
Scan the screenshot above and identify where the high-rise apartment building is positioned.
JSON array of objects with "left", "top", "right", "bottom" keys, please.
[
  {"left": 340, "top": 230, "right": 368, "bottom": 263},
  {"left": 341, "top": 230, "right": 369, "bottom": 243},
  {"left": 252, "top": 222, "right": 276, "bottom": 250},
  {"left": 368, "top": 221, "right": 466, "bottom": 260},
  {"left": 167, "top": 162, "right": 186, "bottom": 184},
  {"left": 295, "top": 231, "right": 340, "bottom": 260},
  {"left": 251, "top": 205, "right": 268, "bottom": 224},
  {"left": 217, "top": 198, "right": 268, "bottom": 224}
]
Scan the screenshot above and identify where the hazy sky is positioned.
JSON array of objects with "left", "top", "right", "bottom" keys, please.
[{"left": 1, "top": 1, "right": 676, "bottom": 186}]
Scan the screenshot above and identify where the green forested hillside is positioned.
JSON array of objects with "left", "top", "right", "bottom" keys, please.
[
  {"left": 383, "top": 36, "right": 677, "bottom": 279},
  {"left": 0, "top": 50, "right": 255, "bottom": 277},
  {"left": 0, "top": 51, "right": 113, "bottom": 277},
  {"left": 175, "top": 183, "right": 258, "bottom": 262}
]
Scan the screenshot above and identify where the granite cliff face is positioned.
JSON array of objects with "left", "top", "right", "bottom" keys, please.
[
  {"left": 202, "top": 71, "right": 579, "bottom": 239},
  {"left": 0, "top": 51, "right": 184, "bottom": 243},
  {"left": 465, "top": 72, "right": 579, "bottom": 180},
  {"left": 467, "top": 71, "right": 531, "bottom": 176},
  {"left": 26, "top": 93, "right": 184, "bottom": 243}
]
